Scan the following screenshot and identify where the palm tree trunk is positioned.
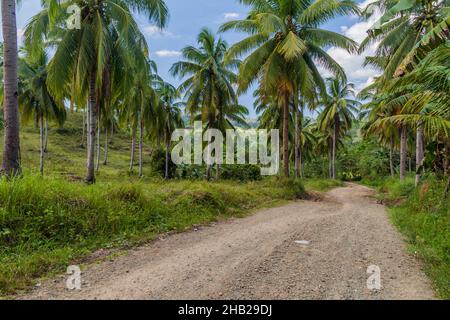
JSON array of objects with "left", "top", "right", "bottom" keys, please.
[
  {"left": 139, "top": 120, "right": 144, "bottom": 177},
  {"left": 165, "top": 131, "right": 170, "bottom": 180},
  {"left": 332, "top": 118, "right": 338, "bottom": 180},
  {"left": 444, "top": 144, "right": 448, "bottom": 176},
  {"left": 389, "top": 136, "right": 395, "bottom": 177},
  {"left": 103, "top": 126, "right": 108, "bottom": 165},
  {"left": 206, "top": 165, "right": 212, "bottom": 181},
  {"left": 328, "top": 144, "right": 332, "bottom": 179},
  {"left": 86, "top": 70, "right": 97, "bottom": 184},
  {"left": 129, "top": 128, "right": 135, "bottom": 175},
  {"left": 80, "top": 108, "right": 85, "bottom": 148},
  {"left": 400, "top": 126, "right": 407, "bottom": 181},
  {"left": 44, "top": 118, "right": 48, "bottom": 152},
  {"left": 39, "top": 112, "right": 44, "bottom": 176},
  {"left": 415, "top": 122, "right": 424, "bottom": 186},
  {"left": 109, "top": 122, "right": 114, "bottom": 145},
  {"left": 1, "top": 0, "right": 20, "bottom": 176},
  {"left": 283, "top": 93, "right": 290, "bottom": 177},
  {"left": 95, "top": 111, "right": 101, "bottom": 173},
  {"left": 294, "top": 99, "right": 299, "bottom": 179}
]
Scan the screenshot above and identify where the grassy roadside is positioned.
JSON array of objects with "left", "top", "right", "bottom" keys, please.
[
  {"left": 361, "top": 176, "right": 450, "bottom": 299},
  {"left": 0, "top": 175, "right": 340, "bottom": 296}
]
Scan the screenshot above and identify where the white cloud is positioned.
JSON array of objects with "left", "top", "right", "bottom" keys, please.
[
  {"left": 142, "top": 25, "right": 178, "bottom": 38},
  {"left": 155, "top": 50, "right": 182, "bottom": 58},
  {"left": 223, "top": 12, "right": 240, "bottom": 20},
  {"left": 324, "top": 0, "right": 382, "bottom": 92}
]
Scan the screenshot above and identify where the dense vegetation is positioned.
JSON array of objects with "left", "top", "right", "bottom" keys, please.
[{"left": 0, "top": 0, "right": 448, "bottom": 298}]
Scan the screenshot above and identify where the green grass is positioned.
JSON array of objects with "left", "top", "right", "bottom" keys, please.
[
  {"left": 303, "top": 178, "right": 344, "bottom": 192},
  {"left": 0, "top": 113, "right": 337, "bottom": 296},
  {"left": 362, "top": 175, "right": 449, "bottom": 299}
]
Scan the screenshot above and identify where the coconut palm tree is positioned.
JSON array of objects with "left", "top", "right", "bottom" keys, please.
[
  {"left": 121, "top": 60, "right": 159, "bottom": 177},
  {"left": 367, "top": 43, "right": 450, "bottom": 184},
  {"left": 25, "top": 0, "right": 168, "bottom": 183},
  {"left": 317, "top": 77, "right": 360, "bottom": 179},
  {"left": 170, "top": 28, "right": 245, "bottom": 179},
  {"left": 153, "top": 81, "right": 184, "bottom": 179},
  {"left": 220, "top": 0, "right": 359, "bottom": 177},
  {"left": 17, "top": 47, "right": 66, "bottom": 175},
  {"left": 1, "top": 0, "right": 20, "bottom": 176},
  {"left": 360, "top": 0, "right": 449, "bottom": 182}
]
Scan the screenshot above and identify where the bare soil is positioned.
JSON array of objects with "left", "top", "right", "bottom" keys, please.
[{"left": 21, "top": 184, "right": 435, "bottom": 300}]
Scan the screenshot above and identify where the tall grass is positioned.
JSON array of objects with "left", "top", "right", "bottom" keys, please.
[
  {"left": 0, "top": 175, "right": 306, "bottom": 295},
  {"left": 363, "top": 175, "right": 449, "bottom": 299}
]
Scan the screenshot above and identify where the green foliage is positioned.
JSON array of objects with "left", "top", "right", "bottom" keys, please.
[
  {"left": 390, "top": 178, "right": 450, "bottom": 299},
  {"left": 220, "top": 164, "right": 262, "bottom": 182},
  {"left": 302, "top": 179, "right": 344, "bottom": 192},
  {"left": 339, "top": 137, "right": 393, "bottom": 178},
  {"left": 340, "top": 172, "right": 362, "bottom": 182},
  {"left": 149, "top": 148, "right": 176, "bottom": 178}
]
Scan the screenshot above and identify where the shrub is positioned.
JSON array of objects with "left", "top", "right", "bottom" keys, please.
[
  {"left": 220, "top": 164, "right": 262, "bottom": 181},
  {"left": 150, "top": 148, "right": 177, "bottom": 178}
]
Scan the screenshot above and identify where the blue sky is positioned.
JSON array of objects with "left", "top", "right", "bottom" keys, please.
[{"left": 7, "top": 0, "right": 379, "bottom": 118}]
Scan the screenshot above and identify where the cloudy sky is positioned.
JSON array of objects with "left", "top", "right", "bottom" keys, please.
[{"left": 4, "top": 0, "right": 380, "bottom": 117}]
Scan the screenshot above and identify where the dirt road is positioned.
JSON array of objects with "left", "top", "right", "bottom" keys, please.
[{"left": 22, "top": 184, "right": 435, "bottom": 300}]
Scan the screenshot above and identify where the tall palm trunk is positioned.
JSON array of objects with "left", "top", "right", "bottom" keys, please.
[
  {"left": 95, "top": 111, "right": 101, "bottom": 172},
  {"left": 103, "top": 126, "right": 108, "bottom": 165},
  {"left": 415, "top": 122, "right": 424, "bottom": 186},
  {"left": 206, "top": 165, "right": 212, "bottom": 180},
  {"left": 1, "top": 0, "right": 20, "bottom": 176},
  {"left": 389, "top": 136, "right": 395, "bottom": 177},
  {"left": 165, "top": 130, "right": 170, "bottom": 180},
  {"left": 80, "top": 108, "right": 86, "bottom": 148},
  {"left": 44, "top": 118, "right": 48, "bottom": 152},
  {"left": 283, "top": 93, "right": 290, "bottom": 177},
  {"left": 39, "top": 112, "right": 44, "bottom": 176},
  {"left": 139, "top": 120, "right": 144, "bottom": 177},
  {"left": 332, "top": 116, "right": 338, "bottom": 180},
  {"left": 400, "top": 126, "right": 407, "bottom": 181},
  {"left": 86, "top": 70, "right": 97, "bottom": 184},
  {"left": 444, "top": 144, "right": 448, "bottom": 176},
  {"left": 328, "top": 143, "right": 332, "bottom": 179},
  {"left": 109, "top": 122, "right": 114, "bottom": 145},
  {"left": 294, "top": 97, "right": 299, "bottom": 179},
  {"left": 129, "top": 128, "right": 136, "bottom": 174}
]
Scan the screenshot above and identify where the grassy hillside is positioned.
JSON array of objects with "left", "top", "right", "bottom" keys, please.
[
  {"left": 0, "top": 113, "right": 343, "bottom": 295},
  {"left": 1, "top": 112, "right": 155, "bottom": 181}
]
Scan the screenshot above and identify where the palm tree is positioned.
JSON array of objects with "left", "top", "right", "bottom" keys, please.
[
  {"left": 154, "top": 81, "right": 184, "bottom": 179},
  {"left": 220, "top": 0, "right": 359, "bottom": 177},
  {"left": 317, "top": 77, "right": 359, "bottom": 179},
  {"left": 360, "top": 0, "right": 449, "bottom": 182},
  {"left": 122, "top": 60, "right": 159, "bottom": 177},
  {"left": 18, "top": 47, "right": 66, "bottom": 175},
  {"left": 25, "top": 0, "right": 169, "bottom": 183},
  {"left": 368, "top": 43, "right": 450, "bottom": 184},
  {"left": 170, "top": 28, "right": 245, "bottom": 179},
  {"left": 1, "top": 0, "right": 20, "bottom": 176}
]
